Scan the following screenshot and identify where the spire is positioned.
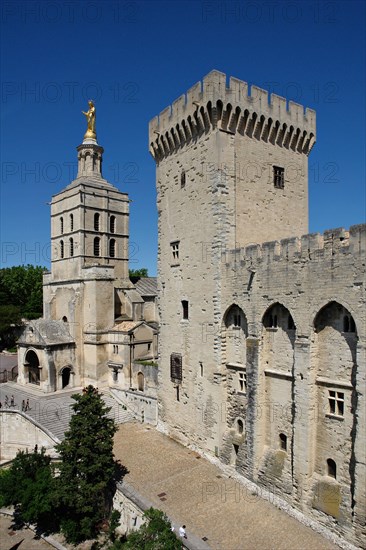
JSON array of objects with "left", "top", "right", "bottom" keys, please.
[{"left": 77, "top": 101, "right": 104, "bottom": 178}]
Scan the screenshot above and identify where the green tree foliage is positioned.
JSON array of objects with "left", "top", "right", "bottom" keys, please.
[
  {"left": 55, "top": 386, "right": 119, "bottom": 544},
  {"left": 0, "top": 265, "right": 46, "bottom": 348},
  {"left": 129, "top": 268, "right": 148, "bottom": 280},
  {"left": 120, "top": 507, "right": 181, "bottom": 550},
  {"left": 0, "top": 264, "right": 45, "bottom": 319},
  {"left": 0, "top": 447, "right": 58, "bottom": 532}
]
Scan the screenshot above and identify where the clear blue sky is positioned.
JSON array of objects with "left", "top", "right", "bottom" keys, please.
[{"left": 1, "top": 0, "right": 365, "bottom": 275}]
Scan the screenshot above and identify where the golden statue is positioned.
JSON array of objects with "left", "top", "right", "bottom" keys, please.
[{"left": 82, "top": 100, "right": 96, "bottom": 140}]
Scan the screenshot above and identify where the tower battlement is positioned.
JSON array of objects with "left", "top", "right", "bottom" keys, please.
[
  {"left": 220, "top": 224, "right": 366, "bottom": 268},
  {"left": 149, "top": 70, "right": 316, "bottom": 161}
]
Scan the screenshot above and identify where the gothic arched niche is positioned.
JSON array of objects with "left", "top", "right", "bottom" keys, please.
[
  {"left": 311, "top": 301, "right": 357, "bottom": 514},
  {"left": 313, "top": 301, "right": 357, "bottom": 379},
  {"left": 222, "top": 304, "right": 248, "bottom": 366},
  {"left": 262, "top": 302, "right": 296, "bottom": 374}
]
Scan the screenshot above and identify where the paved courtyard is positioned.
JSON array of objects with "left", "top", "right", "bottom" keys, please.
[
  {"left": 114, "top": 423, "right": 339, "bottom": 550},
  {"left": 0, "top": 514, "right": 51, "bottom": 550}
]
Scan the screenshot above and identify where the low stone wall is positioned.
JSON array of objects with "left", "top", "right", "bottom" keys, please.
[
  {"left": 0, "top": 411, "right": 59, "bottom": 461},
  {"left": 110, "top": 388, "right": 157, "bottom": 425}
]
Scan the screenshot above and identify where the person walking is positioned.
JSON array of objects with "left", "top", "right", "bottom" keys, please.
[
  {"left": 179, "top": 525, "right": 187, "bottom": 539},
  {"left": 10, "top": 395, "right": 15, "bottom": 407},
  {"left": 25, "top": 398, "right": 30, "bottom": 411},
  {"left": 4, "top": 395, "right": 9, "bottom": 407},
  {"left": 21, "top": 399, "right": 25, "bottom": 411}
]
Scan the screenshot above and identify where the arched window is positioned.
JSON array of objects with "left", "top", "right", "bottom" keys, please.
[
  {"left": 138, "top": 372, "right": 144, "bottom": 392},
  {"left": 237, "top": 419, "right": 244, "bottom": 434},
  {"left": 327, "top": 458, "right": 337, "bottom": 479},
  {"left": 70, "top": 213, "right": 74, "bottom": 231},
  {"left": 25, "top": 349, "right": 41, "bottom": 385},
  {"left": 94, "top": 212, "right": 100, "bottom": 231},
  {"left": 60, "top": 240, "right": 64, "bottom": 259},
  {"left": 279, "top": 433, "right": 287, "bottom": 451},
  {"left": 109, "top": 239, "right": 116, "bottom": 258},
  {"left": 62, "top": 316, "right": 68, "bottom": 323},
  {"left": 94, "top": 237, "right": 100, "bottom": 257},
  {"left": 69, "top": 238, "right": 74, "bottom": 257},
  {"left": 110, "top": 215, "right": 116, "bottom": 233},
  {"left": 60, "top": 217, "right": 64, "bottom": 234}
]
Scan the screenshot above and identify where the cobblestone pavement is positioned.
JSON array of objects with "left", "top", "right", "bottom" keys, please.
[
  {"left": 114, "top": 423, "right": 338, "bottom": 550},
  {"left": 0, "top": 515, "right": 51, "bottom": 550}
]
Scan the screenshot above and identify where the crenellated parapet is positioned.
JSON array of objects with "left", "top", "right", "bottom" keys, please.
[
  {"left": 149, "top": 70, "right": 316, "bottom": 162},
  {"left": 221, "top": 224, "right": 366, "bottom": 267}
]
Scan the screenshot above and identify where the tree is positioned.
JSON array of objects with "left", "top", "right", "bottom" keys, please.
[
  {"left": 0, "top": 447, "right": 58, "bottom": 533},
  {"left": 0, "top": 265, "right": 46, "bottom": 348},
  {"left": 120, "top": 507, "right": 181, "bottom": 549},
  {"left": 129, "top": 268, "right": 148, "bottom": 280},
  {"left": 55, "top": 385, "right": 119, "bottom": 544},
  {"left": 0, "top": 265, "right": 45, "bottom": 317}
]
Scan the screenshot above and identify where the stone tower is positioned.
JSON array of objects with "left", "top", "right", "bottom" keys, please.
[{"left": 149, "top": 70, "right": 316, "bottom": 450}]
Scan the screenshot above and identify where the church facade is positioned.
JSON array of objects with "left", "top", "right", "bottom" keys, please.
[{"left": 149, "top": 70, "right": 365, "bottom": 546}]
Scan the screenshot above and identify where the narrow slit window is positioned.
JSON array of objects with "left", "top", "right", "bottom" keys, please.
[
  {"left": 69, "top": 238, "right": 74, "bottom": 257},
  {"left": 60, "top": 240, "right": 64, "bottom": 259},
  {"left": 110, "top": 215, "right": 116, "bottom": 234},
  {"left": 182, "top": 300, "right": 189, "bottom": 320},
  {"left": 181, "top": 170, "right": 186, "bottom": 188},
  {"left": 94, "top": 212, "right": 100, "bottom": 231},
  {"left": 70, "top": 213, "right": 74, "bottom": 231},
  {"left": 60, "top": 217, "right": 64, "bottom": 234}
]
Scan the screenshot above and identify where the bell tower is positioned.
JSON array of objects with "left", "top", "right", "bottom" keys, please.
[{"left": 42, "top": 103, "right": 132, "bottom": 386}]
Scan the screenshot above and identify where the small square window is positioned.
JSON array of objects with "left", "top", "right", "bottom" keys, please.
[
  {"left": 328, "top": 390, "right": 344, "bottom": 417},
  {"left": 273, "top": 166, "right": 284, "bottom": 189}
]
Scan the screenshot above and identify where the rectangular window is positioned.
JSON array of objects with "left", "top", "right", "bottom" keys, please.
[
  {"left": 273, "top": 166, "right": 284, "bottom": 189},
  {"left": 170, "top": 353, "right": 182, "bottom": 381},
  {"left": 328, "top": 390, "right": 344, "bottom": 416},
  {"left": 238, "top": 371, "right": 247, "bottom": 393},
  {"left": 171, "top": 241, "right": 179, "bottom": 261},
  {"left": 182, "top": 300, "right": 189, "bottom": 320}
]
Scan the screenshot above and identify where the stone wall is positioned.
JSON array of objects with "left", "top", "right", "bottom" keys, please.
[{"left": 0, "top": 411, "right": 58, "bottom": 461}]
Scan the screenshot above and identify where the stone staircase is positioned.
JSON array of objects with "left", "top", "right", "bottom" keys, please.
[{"left": 0, "top": 383, "right": 133, "bottom": 442}]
